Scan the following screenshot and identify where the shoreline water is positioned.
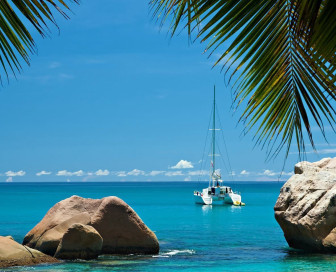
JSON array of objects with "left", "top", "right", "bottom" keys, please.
[{"left": 1, "top": 181, "right": 335, "bottom": 271}]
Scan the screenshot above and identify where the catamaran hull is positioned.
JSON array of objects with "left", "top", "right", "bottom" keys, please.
[
  {"left": 194, "top": 195, "right": 221, "bottom": 205},
  {"left": 194, "top": 195, "right": 209, "bottom": 205},
  {"left": 194, "top": 193, "right": 241, "bottom": 206}
]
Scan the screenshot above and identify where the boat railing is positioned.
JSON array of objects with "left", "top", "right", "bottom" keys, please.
[{"left": 194, "top": 191, "right": 203, "bottom": 197}]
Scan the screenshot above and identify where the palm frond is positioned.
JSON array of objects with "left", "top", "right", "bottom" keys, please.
[
  {"left": 0, "top": 0, "right": 78, "bottom": 82},
  {"left": 151, "top": 0, "right": 336, "bottom": 159}
]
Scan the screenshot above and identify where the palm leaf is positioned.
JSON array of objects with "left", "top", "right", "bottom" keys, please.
[
  {"left": 151, "top": 0, "right": 336, "bottom": 159},
  {"left": 0, "top": 0, "right": 78, "bottom": 82}
]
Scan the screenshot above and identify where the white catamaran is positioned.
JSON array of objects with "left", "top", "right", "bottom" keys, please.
[{"left": 194, "top": 87, "right": 244, "bottom": 206}]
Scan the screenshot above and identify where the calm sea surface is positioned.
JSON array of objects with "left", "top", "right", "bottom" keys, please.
[{"left": 1, "top": 182, "right": 336, "bottom": 272}]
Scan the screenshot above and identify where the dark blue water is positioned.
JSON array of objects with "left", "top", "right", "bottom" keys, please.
[{"left": 1, "top": 182, "right": 335, "bottom": 271}]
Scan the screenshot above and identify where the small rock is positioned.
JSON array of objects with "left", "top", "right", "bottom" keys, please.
[
  {"left": 0, "top": 236, "right": 58, "bottom": 268},
  {"left": 55, "top": 223, "right": 103, "bottom": 260},
  {"left": 35, "top": 212, "right": 91, "bottom": 256}
]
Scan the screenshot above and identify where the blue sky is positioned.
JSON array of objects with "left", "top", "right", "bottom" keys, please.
[{"left": 0, "top": 0, "right": 335, "bottom": 182}]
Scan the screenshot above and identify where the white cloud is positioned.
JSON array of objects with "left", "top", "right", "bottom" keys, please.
[
  {"left": 6, "top": 177, "right": 13, "bottom": 182},
  {"left": 95, "top": 169, "right": 110, "bottom": 176},
  {"left": 6, "top": 170, "right": 26, "bottom": 177},
  {"left": 188, "top": 170, "right": 208, "bottom": 176},
  {"left": 240, "top": 170, "right": 250, "bottom": 175},
  {"left": 36, "top": 171, "right": 52, "bottom": 176},
  {"left": 171, "top": 160, "right": 194, "bottom": 169},
  {"left": 72, "top": 170, "right": 85, "bottom": 176},
  {"left": 316, "top": 148, "right": 336, "bottom": 154},
  {"left": 165, "top": 171, "right": 184, "bottom": 176},
  {"left": 184, "top": 176, "right": 192, "bottom": 181},
  {"left": 260, "top": 170, "right": 293, "bottom": 177},
  {"left": 148, "top": 170, "right": 165, "bottom": 176},
  {"left": 56, "top": 170, "right": 70, "bottom": 176},
  {"left": 281, "top": 171, "right": 294, "bottom": 176},
  {"left": 56, "top": 170, "right": 85, "bottom": 177},
  {"left": 262, "top": 170, "right": 277, "bottom": 176},
  {"left": 127, "top": 169, "right": 145, "bottom": 176},
  {"left": 229, "top": 171, "right": 236, "bottom": 176},
  {"left": 116, "top": 171, "right": 127, "bottom": 177}
]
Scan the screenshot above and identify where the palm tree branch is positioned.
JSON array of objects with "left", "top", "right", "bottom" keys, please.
[
  {"left": 0, "top": 0, "right": 78, "bottom": 82},
  {"left": 151, "top": 0, "right": 336, "bottom": 159}
]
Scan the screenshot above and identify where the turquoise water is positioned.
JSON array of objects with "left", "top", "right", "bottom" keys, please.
[{"left": 1, "top": 182, "right": 336, "bottom": 271}]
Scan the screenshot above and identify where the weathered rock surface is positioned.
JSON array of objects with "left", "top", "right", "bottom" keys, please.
[
  {"left": 55, "top": 223, "right": 103, "bottom": 260},
  {"left": 274, "top": 157, "right": 336, "bottom": 252},
  {"left": 0, "top": 236, "right": 58, "bottom": 268},
  {"left": 90, "top": 196, "right": 159, "bottom": 254},
  {"left": 35, "top": 212, "right": 91, "bottom": 256},
  {"left": 23, "top": 195, "right": 159, "bottom": 256}
]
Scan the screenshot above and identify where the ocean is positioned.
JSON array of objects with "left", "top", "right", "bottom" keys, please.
[{"left": 1, "top": 181, "right": 335, "bottom": 271}]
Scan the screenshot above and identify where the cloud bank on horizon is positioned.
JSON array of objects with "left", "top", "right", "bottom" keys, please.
[{"left": 0, "top": 159, "right": 294, "bottom": 182}]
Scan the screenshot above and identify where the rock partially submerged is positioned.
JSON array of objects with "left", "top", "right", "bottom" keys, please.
[
  {"left": 23, "top": 195, "right": 159, "bottom": 257},
  {"left": 0, "top": 236, "right": 58, "bottom": 268},
  {"left": 55, "top": 223, "right": 103, "bottom": 260},
  {"left": 274, "top": 157, "right": 336, "bottom": 252},
  {"left": 35, "top": 212, "right": 91, "bottom": 256},
  {"left": 90, "top": 196, "right": 159, "bottom": 254}
]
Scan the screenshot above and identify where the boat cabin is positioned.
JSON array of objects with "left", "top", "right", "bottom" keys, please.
[{"left": 204, "top": 186, "right": 232, "bottom": 196}]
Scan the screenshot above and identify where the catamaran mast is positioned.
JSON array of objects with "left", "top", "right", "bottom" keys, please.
[{"left": 212, "top": 86, "right": 216, "bottom": 187}]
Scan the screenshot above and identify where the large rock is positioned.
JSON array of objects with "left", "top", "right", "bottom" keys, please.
[
  {"left": 23, "top": 195, "right": 159, "bottom": 255},
  {"left": 55, "top": 223, "right": 103, "bottom": 260},
  {"left": 274, "top": 157, "right": 336, "bottom": 252},
  {"left": 0, "top": 236, "right": 58, "bottom": 268}
]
